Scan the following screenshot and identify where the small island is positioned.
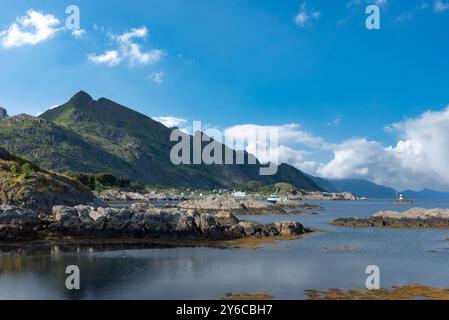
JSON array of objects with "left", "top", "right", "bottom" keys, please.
[{"left": 332, "top": 208, "right": 449, "bottom": 229}]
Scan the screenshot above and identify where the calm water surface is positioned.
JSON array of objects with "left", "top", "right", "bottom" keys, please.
[{"left": 1, "top": 199, "right": 449, "bottom": 299}]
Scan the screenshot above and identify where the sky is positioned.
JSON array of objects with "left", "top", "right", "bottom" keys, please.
[{"left": 0, "top": 0, "right": 449, "bottom": 191}]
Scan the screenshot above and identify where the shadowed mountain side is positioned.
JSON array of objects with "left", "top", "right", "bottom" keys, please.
[{"left": 0, "top": 91, "right": 322, "bottom": 190}]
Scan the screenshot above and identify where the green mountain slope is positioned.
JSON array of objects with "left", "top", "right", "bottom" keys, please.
[
  {"left": 0, "top": 114, "right": 137, "bottom": 176},
  {"left": 2, "top": 91, "right": 322, "bottom": 190},
  {"left": 0, "top": 146, "right": 99, "bottom": 213}
]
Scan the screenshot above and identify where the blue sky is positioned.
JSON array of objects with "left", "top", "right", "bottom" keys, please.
[{"left": 1, "top": 0, "right": 449, "bottom": 191}]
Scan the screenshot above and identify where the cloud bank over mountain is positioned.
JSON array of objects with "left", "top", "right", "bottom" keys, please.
[{"left": 221, "top": 105, "right": 449, "bottom": 192}]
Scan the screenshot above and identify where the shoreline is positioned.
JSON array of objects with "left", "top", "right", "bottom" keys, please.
[{"left": 0, "top": 231, "right": 317, "bottom": 251}]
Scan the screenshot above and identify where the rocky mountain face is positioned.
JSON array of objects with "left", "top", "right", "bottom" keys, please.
[{"left": 0, "top": 91, "right": 322, "bottom": 190}]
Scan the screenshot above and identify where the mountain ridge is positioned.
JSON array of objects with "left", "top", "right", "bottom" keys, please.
[{"left": 0, "top": 91, "right": 322, "bottom": 191}]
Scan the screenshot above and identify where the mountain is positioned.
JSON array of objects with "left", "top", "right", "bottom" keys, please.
[
  {"left": 401, "top": 189, "right": 449, "bottom": 200},
  {"left": 312, "top": 177, "right": 397, "bottom": 199},
  {"left": 329, "top": 179, "right": 397, "bottom": 199},
  {"left": 0, "top": 114, "right": 137, "bottom": 176},
  {"left": 0, "top": 91, "right": 322, "bottom": 190},
  {"left": 313, "top": 177, "right": 449, "bottom": 200}
]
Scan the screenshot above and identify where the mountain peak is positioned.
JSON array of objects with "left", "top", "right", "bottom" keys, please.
[
  {"left": 0, "top": 106, "right": 8, "bottom": 119},
  {"left": 69, "top": 90, "right": 93, "bottom": 105}
]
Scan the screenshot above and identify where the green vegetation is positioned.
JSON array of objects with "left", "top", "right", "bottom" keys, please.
[
  {"left": 237, "top": 181, "right": 301, "bottom": 195},
  {"left": 0, "top": 146, "right": 96, "bottom": 211},
  {"left": 71, "top": 172, "right": 146, "bottom": 191},
  {"left": 0, "top": 91, "right": 323, "bottom": 191}
]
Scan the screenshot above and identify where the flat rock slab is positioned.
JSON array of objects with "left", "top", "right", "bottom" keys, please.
[{"left": 332, "top": 208, "right": 449, "bottom": 229}]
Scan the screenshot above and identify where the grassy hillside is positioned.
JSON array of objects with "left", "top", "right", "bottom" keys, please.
[
  {"left": 0, "top": 146, "right": 98, "bottom": 213},
  {"left": 1, "top": 91, "right": 322, "bottom": 190}
]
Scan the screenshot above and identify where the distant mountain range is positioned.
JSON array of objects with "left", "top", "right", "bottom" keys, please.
[
  {"left": 312, "top": 177, "right": 449, "bottom": 200},
  {"left": 0, "top": 91, "right": 322, "bottom": 191}
]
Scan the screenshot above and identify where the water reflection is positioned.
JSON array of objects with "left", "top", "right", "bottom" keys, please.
[{"left": 1, "top": 199, "right": 449, "bottom": 299}]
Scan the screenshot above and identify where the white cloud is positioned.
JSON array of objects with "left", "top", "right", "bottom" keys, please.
[
  {"left": 225, "top": 123, "right": 326, "bottom": 149},
  {"left": 434, "top": 0, "right": 449, "bottom": 13},
  {"left": 89, "top": 26, "right": 165, "bottom": 66},
  {"left": 71, "top": 28, "right": 86, "bottom": 38},
  {"left": 88, "top": 50, "right": 121, "bottom": 66},
  {"left": 294, "top": 3, "right": 321, "bottom": 27},
  {"left": 221, "top": 105, "right": 449, "bottom": 191},
  {"left": 148, "top": 71, "right": 165, "bottom": 84},
  {"left": 375, "top": 0, "right": 388, "bottom": 7},
  {"left": 223, "top": 123, "right": 326, "bottom": 169},
  {"left": 154, "top": 116, "right": 187, "bottom": 128},
  {"left": 346, "top": 0, "right": 388, "bottom": 7},
  {"left": 0, "top": 10, "right": 61, "bottom": 48},
  {"left": 395, "top": 2, "right": 430, "bottom": 22},
  {"left": 318, "top": 106, "right": 449, "bottom": 191}
]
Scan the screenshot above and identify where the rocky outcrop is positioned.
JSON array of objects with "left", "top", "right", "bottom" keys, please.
[
  {"left": 0, "top": 204, "right": 310, "bottom": 242},
  {"left": 178, "top": 196, "right": 286, "bottom": 215},
  {"left": 276, "top": 199, "right": 323, "bottom": 210},
  {"left": 0, "top": 206, "right": 40, "bottom": 241},
  {"left": 302, "top": 192, "right": 358, "bottom": 201},
  {"left": 332, "top": 208, "right": 449, "bottom": 229},
  {"left": 0, "top": 147, "right": 104, "bottom": 214}
]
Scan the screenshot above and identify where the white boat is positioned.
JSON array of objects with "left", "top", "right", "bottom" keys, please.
[{"left": 267, "top": 195, "right": 279, "bottom": 203}]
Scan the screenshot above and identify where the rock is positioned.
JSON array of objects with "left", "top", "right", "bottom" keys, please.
[
  {"left": 287, "top": 210, "right": 319, "bottom": 215},
  {"left": 274, "top": 221, "right": 307, "bottom": 236},
  {"left": 178, "top": 195, "right": 286, "bottom": 215},
  {"left": 332, "top": 208, "right": 449, "bottom": 229},
  {"left": 129, "top": 202, "right": 155, "bottom": 212},
  {"left": 97, "top": 189, "right": 188, "bottom": 202},
  {"left": 302, "top": 191, "right": 359, "bottom": 201},
  {"left": 215, "top": 211, "right": 240, "bottom": 225},
  {"left": 53, "top": 206, "right": 80, "bottom": 227},
  {"left": 0, "top": 206, "right": 41, "bottom": 241},
  {"left": 194, "top": 213, "right": 217, "bottom": 232},
  {"left": 276, "top": 199, "right": 323, "bottom": 211},
  {"left": 0, "top": 204, "right": 311, "bottom": 242},
  {"left": 0, "top": 146, "right": 106, "bottom": 215}
]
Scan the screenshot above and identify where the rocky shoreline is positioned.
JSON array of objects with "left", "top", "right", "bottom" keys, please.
[
  {"left": 97, "top": 189, "right": 358, "bottom": 203},
  {"left": 332, "top": 208, "right": 449, "bottom": 229},
  {"left": 178, "top": 195, "right": 323, "bottom": 215},
  {"left": 0, "top": 203, "right": 311, "bottom": 243}
]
